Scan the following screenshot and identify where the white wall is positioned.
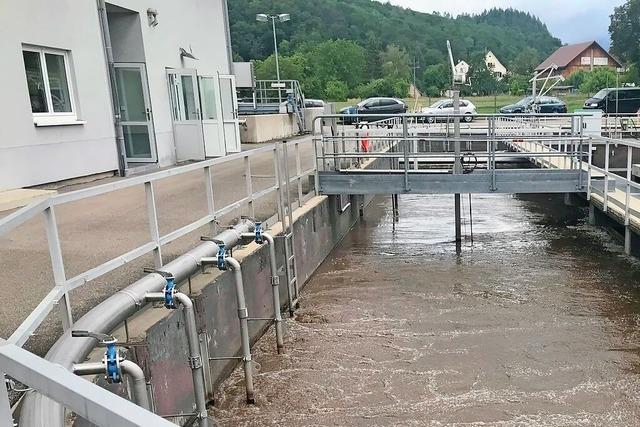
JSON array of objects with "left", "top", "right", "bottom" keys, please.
[
  {"left": 109, "top": 0, "right": 233, "bottom": 166},
  {"left": 0, "top": 1, "right": 119, "bottom": 191},
  {"left": 485, "top": 51, "right": 507, "bottom": 79}
]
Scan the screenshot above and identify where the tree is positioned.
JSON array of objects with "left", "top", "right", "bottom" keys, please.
[
  {"left": 565, "top": 70, "right": 588, "bottom": 90},
  {"left": 253, "top": 53, "right": 306, "bottom": 81},
  {"left": 610, "top": 0, "right": 640, "bottom": 68},
  {"left": 511, "top": 48, "right": 540, "bottom": 75},
  {"left": 422, "top": 64, "right": 450, "bottom": 96},
  {"left": 466, "top": 53, "right": 498, "bottom": 95},
  {"left": 324, "top": 80, "right": 349, "bottom": 101},
  {"left": 380, "top": 44, "right": 411, "bottom": 80},
  {"left": 507, "top": 74, "right": 530, "bottom": 96},
  {"left": 580, "top": 68, "right": 618, "bottom": 94}
]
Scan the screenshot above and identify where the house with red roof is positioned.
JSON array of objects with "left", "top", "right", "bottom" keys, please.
[{"left": 535, "top": 41, "right": 623, "bottom": 78}]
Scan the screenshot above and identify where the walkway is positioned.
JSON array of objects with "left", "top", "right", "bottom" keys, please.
[{"left": 0, "top": 138, "right": 315, "bottom": 355}]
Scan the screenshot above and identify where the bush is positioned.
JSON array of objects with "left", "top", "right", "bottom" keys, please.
[
  {"left": 356, "top": 78, "right": 409, "bottom": 98},
  {"left": 580, "top": 68, "right": 618, "bottom": 94},
  {"left": 324, "top": 80, "right": 349, "bottom": 101}
]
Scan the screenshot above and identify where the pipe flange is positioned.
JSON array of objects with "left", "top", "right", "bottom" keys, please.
[
  {"left": 270, "top": 275, "right": 280, "bottom": 286},
  {"left": 238, "top": 307, "right": 248, "bottom": 319},
  {"left": 103, "top": 341, "right": 122, "bottom": 383},
  {"left": 217, "top": 244, "right": 227, "bottom": 270},
  {"left": 163, "top": 276, "right": 177, "bottom": 309},
  {"left": 254, "top": 222, "right": 264, "bottom": 244},
  {"left": 188, "top": 355, "right": 203, "bottom": 370}
]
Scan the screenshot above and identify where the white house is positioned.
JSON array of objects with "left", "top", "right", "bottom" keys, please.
[
  {"left": 0, "top": 0, "right": 241, "bottom": 192},
  {"left": 455, "top": 60, "right": 470, "bottom": 78},
  {"left": 485, "top": 51, "right": 508, "bottom": 80}
]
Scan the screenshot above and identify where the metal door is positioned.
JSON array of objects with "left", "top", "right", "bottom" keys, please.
[
  {"left": 198, "top": 75, "right": 226, "bottom": 157},
  {"left": 167, "top": 69, "right": 205, "bottom": 161},
  {"left": 218, "top": 74, "right": 241, "bottom": 153},
  {"left": 114, "top": 64, "right": 157, "bottom": 163}
]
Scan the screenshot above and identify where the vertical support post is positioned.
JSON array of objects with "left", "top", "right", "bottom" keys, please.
[
  {"left": 313, "top": 137, "right": 320, "bottom": 196},
  {"left": 244, "top": 155, "right": 255, "bottom": 219},
  {"left": 453, "top": 91, "right": 462, "bottom": 245},
  {"left": 274, "top": 145, "right": 285, "bottom": 226},
  {"left": 0, "top": 374, "right": 13, "bottom": 427},
  {"left": 625, "top": 144, "right": 632, "bottom": 255},
  {"left": 403, "top": 116, "right": 409, "bottom": 192},
  {"left": 144, "top": 181, "right": 163, "bottom": 269},
  {"left": 44, "top": 206, "right": 73, "bottom": 331},
  {"left": 588, "top": 203, "right": 597, "bottom": 225},
  {"left": 587, "top": 137, "right": 593, "bottom": 200},
  {"left": 604, "top": 140, "right": 610, "bottom": 212},
  {"left": 204, "top": 166, "right": 216, "bottom": 236},
  {"left": 295, "top": 142, "right": 303, "bottom": 206}
]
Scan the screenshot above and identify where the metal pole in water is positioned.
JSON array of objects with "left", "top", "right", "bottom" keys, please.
[{"left": 453, "top": 90, "right": 462, "bottom": 245}]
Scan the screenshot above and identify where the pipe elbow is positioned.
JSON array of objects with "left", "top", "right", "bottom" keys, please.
[
  {"left": 120, "top": 360, "right": 145, "bottom": 382},
  {"left": 225, "top": 256, "right": 241, "bottom": 271},
  {"left": 174, "top": 292, "right": 194, "bottom": 310},
  {"left": 262, "top": 232, "right": 274, "bottom": 246}
]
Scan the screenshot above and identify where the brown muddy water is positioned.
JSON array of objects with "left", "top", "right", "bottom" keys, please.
[{"left": 210, "top": 194, "right": 640, "bottom": 426}]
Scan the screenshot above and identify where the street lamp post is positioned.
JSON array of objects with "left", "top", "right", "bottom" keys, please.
[{"left": 256, "top": 13, "right": 290, "bottom": 103}]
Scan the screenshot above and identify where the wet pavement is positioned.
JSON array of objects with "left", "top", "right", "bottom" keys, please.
[{"left": 211, "top": 193, "right": 640, "bottom": 426}]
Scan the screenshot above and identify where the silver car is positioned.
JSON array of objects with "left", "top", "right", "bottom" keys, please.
[{"left": 421, "top": 99, "right": 477, "bottom": 123}]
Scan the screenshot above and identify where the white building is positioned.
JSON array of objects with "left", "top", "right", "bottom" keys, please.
[
  {"left": 455, "top": 60, "right": 470, "bottom": 78},
  {"left": 485, "top": 51, "right": 508, "bottom": 80},
  {"left": 0, "top": 0, "right": 241, "bottom": 191}
]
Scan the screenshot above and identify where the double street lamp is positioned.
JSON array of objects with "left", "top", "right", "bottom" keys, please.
[{"left": 256, "top": 13, "right": 290, "bottom": 96}]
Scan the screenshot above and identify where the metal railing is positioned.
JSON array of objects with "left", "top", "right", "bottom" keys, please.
[{"left": 0, "top": 139, "right": 316, "bottom": 348}]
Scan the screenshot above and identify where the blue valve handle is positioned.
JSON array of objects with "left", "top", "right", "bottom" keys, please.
[
  {"left": 105, "top": 341, "right": 120, "bottom": 383},
  {"left": 217, "top": 244, "right": 227, "bottom": 270},
  {"left": 255, "top": 222, "right": 264, "bottom": 244},
  {"left": 164, "top": 276, "right": 176, "bottom": 309}
]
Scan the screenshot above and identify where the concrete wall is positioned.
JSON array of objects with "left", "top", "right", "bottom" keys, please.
[
  {"left": 240, "top": 114, "right": 296, "bottom": 143},
  {"left": 125, "top": 194, "right": 365, "bottom": 422}
]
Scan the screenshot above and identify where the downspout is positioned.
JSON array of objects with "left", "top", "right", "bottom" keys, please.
[
  {"left": 241, "top": 231, "right": 284, "bottom": 354},
  {"left": 221, "top": 0, "right": 234, "bottom": 74},
  {"left": 72, "top": 360, "right": 151, "bottom": 411},
  {"left": 20, "top": 220, "right": 254, "bottom": 427},
  {"left": 97, "top": 0, "right": 126, "bottom": 176},
  {"left": 200, "top": 255, "right": 255, "bottom": 403},
  {"left": 145, "top": 292, "right": 209, "bottom": 427}
]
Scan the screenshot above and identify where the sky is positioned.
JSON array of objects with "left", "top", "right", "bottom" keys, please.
[{"left": 377, "top": 0, "right": 625, "bottom": 49}]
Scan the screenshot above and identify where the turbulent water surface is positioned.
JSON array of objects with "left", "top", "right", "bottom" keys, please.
[{"left": 211, "top": 194, "right": 640, "bottom": 426}]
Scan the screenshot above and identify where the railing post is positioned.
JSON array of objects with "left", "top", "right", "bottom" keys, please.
[
  {"left": 587, "top": 137, "right": 593, "bottom": 200},
  {"left": 44, "top": 206, "right": 73, "bottom": 331},
  {"left": 144, "top": 181, "right": 163, "bottom": 269},
  {"left": 604, "top": 140, "right": 610, "bottom": 212},
  {"left": 295, "top": 142, "right": 303, "bottom": 207},
  {"left": 204, "top": 166, "right": 216, "bottom": 236},
  {"left": 0, "top": 373, "right": 12, "bottom": 426},
  {"left": 244, "top": 155, "right": 255, "bottom": 218}
]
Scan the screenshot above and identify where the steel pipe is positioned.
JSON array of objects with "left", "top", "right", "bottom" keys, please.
[
  {"left": 227, "top": 257, "right": 256, "bottom": 404},
  {"left": 242, "top": 232, "right": 284, "bottom": 354},
  {"left": 20, "top": 220, "right": 254, "bottom": 427},
  {"left": 146, "top": 292, "right": 208, "bottom": 426},
  {"left": 201, "top": 255, "right": 255, "bottom": 403},
  {"left": 72, "top": 361, "right": 151, "bottom": 412}
]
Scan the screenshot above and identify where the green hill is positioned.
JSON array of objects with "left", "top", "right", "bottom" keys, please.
[{"left": 229, "top": 1, "right": 560, "bottom": 67}]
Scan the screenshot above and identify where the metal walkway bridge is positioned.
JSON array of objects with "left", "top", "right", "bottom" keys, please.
[{"left": 313, "top": 113, "right": 588, "bottom": 196}]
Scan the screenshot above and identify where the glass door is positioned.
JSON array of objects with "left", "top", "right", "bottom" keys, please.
[
  {"left": 114, "top": 63, "right": 156, "bottom": 163},
  {"left": 218, "top": 74, "right": 241, "bottom": 153},
  {"left": 167, "top": 69, "right": 205, "bottom": 161},
  {"left": 199, "top": 76, "right": 225, "bottom": 157}
]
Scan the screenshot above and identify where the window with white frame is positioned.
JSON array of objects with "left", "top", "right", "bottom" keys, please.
[{"left": 22, "top": 46, "right": 76, "bottom": 120}]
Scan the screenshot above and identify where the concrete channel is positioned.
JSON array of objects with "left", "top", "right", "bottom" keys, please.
[{"left": 210, "top": 193, "right": 640, "bottom": 426}]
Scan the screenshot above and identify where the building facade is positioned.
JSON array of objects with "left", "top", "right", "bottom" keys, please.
[
  {"left": 0, "top": 0, "right": 240, "bottom": 192},
  {"left": 535, "top": 41, "right": 623, "bottom": 78},
  {"left": 485, "top": 51, "right": 507, "bottom": 80}
]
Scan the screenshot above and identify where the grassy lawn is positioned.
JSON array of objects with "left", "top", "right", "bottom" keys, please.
[{"left": 333, "top": 93, "right": 588, "bottom": 114}]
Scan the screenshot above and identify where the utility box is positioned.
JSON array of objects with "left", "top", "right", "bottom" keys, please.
[
  {"left": 233, "top": 62, "right": 255, "bottom": 88},
  {"left": 575, "top": 109, "right": 603, "bottom": 137}
]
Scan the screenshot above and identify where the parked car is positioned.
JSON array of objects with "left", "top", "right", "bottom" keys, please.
[
  {"left": 304, "top": 99, "right": 325, "bottom": 108},
  {"left": 499, "top": 96, "right": 567, "bottom": 114},
  {"left": 583, "top": 87, "right": 640, "bottom": 114},
  {"left": 421, "top": 99, "right": 477, "bottom": 123},
  {"left": 339, "top": 97, "right": 407, "bottom": 124}
]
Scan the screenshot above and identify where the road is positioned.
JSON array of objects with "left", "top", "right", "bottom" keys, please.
[{"left": 0, "top": 138, "right": 315, "bottom": 355}]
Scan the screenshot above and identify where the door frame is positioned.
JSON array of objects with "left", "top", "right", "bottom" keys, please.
[
  {"left": 114, "top": 62, "right": 158, "bottom": 163},
  {"left": 167, "top": 68, "right": 206, "bottom": 161},
  {"left": 198, "top": 74, "right": 227, "bottom": 157},
  {"left": 218, "top": 73, "right": 241, "bottom": 153}
]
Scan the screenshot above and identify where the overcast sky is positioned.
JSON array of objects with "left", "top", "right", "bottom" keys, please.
[{"left": 377, "top": 0, "right": 625, "bottom": 49}]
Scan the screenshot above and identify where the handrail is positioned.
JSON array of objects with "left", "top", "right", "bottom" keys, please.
[{"left": 2, "top": 138, "right": 316, "bottom": 348}]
